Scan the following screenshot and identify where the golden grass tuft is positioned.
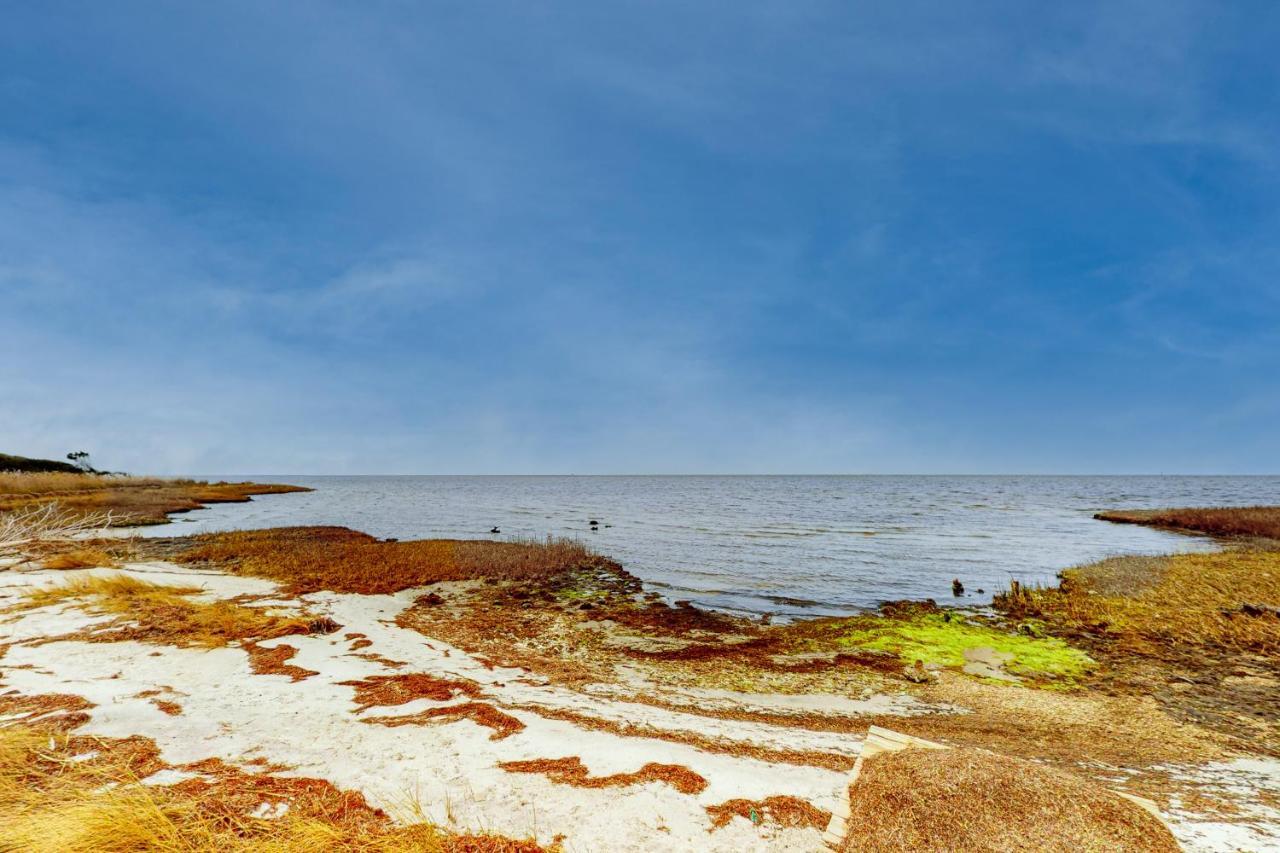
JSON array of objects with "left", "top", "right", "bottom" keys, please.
[
  {"left": 0, "top": 724, "right": 551, "bottom": 852},
  {"left": 40, "top": 548, "right": 118, "bottom": 570},
  {"left": 176, "top": 527, "right": 602, "bottom": 595},
  {"left": 1097, "top": 506, "right": 1280, "bottom": 541},
  {"left": 498, "top": 756, "right": 708, "bottom": 795},
  {"left": 0, "top": 472, "right": 309, "bottom": 526},
  {"left": 22, "top": 574, "right": 316, "bottom": 648},
  {"left": 839, "top": 747, "right": 1179, "bottom": 852}
]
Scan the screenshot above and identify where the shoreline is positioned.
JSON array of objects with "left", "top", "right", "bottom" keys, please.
[
  {"left": 120, "top": 473, "right": 1244, "bottom": 619},
  {"left": 1, "top": 478, "right": 1277, "bottom": 850}
]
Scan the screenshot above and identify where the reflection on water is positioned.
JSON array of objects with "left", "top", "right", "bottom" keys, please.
[{"left": 152, "top": 476, "right": 1277, "bottom": 617}]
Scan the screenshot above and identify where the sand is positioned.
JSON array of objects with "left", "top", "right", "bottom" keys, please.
[{"left": 2, "top": 560, "right": 1277, "bottom": 852}]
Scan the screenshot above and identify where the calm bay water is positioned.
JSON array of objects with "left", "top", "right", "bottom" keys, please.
[{"left": 154, "top": 476, "right": 1278, "bottom": 617}]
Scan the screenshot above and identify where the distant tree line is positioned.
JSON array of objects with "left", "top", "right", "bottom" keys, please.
[{"left": 0, "top": 451, "right": 109, "bottom": 475}]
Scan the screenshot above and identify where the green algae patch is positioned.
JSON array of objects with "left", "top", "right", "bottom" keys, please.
[{"left": 788, "top": 611, "right": 1094, "bottom": 685}]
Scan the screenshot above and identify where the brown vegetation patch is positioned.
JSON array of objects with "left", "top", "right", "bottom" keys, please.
[
  {"left": 0, "top": 691, "right": 94, "bottom": 731},
  {"left": 705, "top": 795, "right": 830, "bottom": 830},
  {"left": 175, "top": 526, "right": 609, "bottom": 595},
  {"left": 397, "top": 597, "right": 601, "bottom": 688},
  {"left": 840, "top": 747, "right": 1179, "bottom": 853},
  {"left": 0, "top": 471, "right": 309, "bottom": 526},
  {"left": 341, "top": 673, "right": 484, "bottom": 711},
  {"left": 0, "top": 722, "right": 550, "bottom": 852},
  {"left": 170, "top": 762, "right": 392, "bottom": 831},
  {"left": 396, "top": 574, "right": 896, "bottom": 701},
  {"left": 499, "top": 756, "right": 707, "bottom": 795},
  {"left": 344, "top": 632, "right": 374, "bottom": 650},
  {"left": 619, "top": 636, "right": 779, "bottom": 663},
  {"left": 364, "top": 702, "right": 526, "bottom": 740},
  {"left": 151, "top": 699, "right": 183, "bottom": 716},
  {"left": 350, "top": 651, "right": 409, "bottom": 669},
  {"left": 1097, "top": 506, "right": 1280, "bottom": 541},
  {"left": 600, "top": 599, "right": 743, "bottom": 636},
  {"left": 39, "top": 548, "right": 117, "bottom": 570},
  {"left": 244, "top": 641, "right": 318, "bottom": 682}
]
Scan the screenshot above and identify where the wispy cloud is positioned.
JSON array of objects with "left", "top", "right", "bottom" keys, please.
[{"left": 2, "top": 1, "right": 1278, "bottom": 473}]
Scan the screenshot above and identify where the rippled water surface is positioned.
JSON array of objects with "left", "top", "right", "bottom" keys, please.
[{"left": 156, "top": 476, "right": 1278, "bottom": 616}]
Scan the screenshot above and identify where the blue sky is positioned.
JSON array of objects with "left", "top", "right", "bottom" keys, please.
[{"left": 2, "top": 1, "right": 1278, "bottom": 474}]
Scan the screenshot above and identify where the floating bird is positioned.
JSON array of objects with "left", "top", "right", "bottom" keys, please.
[{"left": 490, "top": 526, "right": 500, "bottom": 534}]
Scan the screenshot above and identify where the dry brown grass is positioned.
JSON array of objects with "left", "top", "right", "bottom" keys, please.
[
  {"left": 840, "top": 747, "right": 1179, "bottom": 853},
  {"left": 175, "top": 527, "right": 603, "bottom": 595},
  {"left": 704, "top": 796, "right": 830, "bottom": 830},
  {"left": 1097, "top": 506, "right": 1280, "bottom": 541},
  {"left": 0, "top": 723, "right": 550, "bottom": 852},
  {"left": 0, "top": 472, "right": 309, "bottom": 526},
  {"left": 498, "top": 756, "right": 707, "bottom": 795},
  {"left": 243, "top": 641, "right": 319, "bottom": 682},
  {"left": 40, "top": 548, "right": 118, "bottom": 570},
  {"left": 0, "top": 692, "right": 95, "bottom": 733},
  {"left": 340, "top": 674, "right": 483, "bottom": 712},
  {"left": 0, "top": 471, "right": 170, "bottom": 496},
  {"left": 363, "top": 703, "right": 526, "bottom": 740},
  {"left": 21, "top": 574, "right": 318, "bottom": 648}
]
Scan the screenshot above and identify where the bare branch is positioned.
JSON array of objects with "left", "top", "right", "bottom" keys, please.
[{"left": 0, "top": 503, "right": 116, "bottom": 562}]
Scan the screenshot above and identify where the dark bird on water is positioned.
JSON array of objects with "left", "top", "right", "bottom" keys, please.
[{"left": 490, "top": 527, "right": 500, "bottom": 534}]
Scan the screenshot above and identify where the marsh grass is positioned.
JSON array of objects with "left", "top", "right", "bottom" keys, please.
[
  {"left": 1096, "top": 506, "right": 1280, "bottom": 541},
  {"left": 40, "top": 548, "right": 119, "bottom": 570},
  {"left": 176, "top": 527, "right": 601, "bottom": 595},
  {"left": 0, "top": 472, "right": 309, "bottom": 526},
  {"left": 21, "top": 574, "right": 315, "bottom": 648},
  {"left": 995, "top": 550, "right": 1280, "bottom": 656},
  {"left": 0, "top": 725, "right": 548, "bottom": 852}
]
